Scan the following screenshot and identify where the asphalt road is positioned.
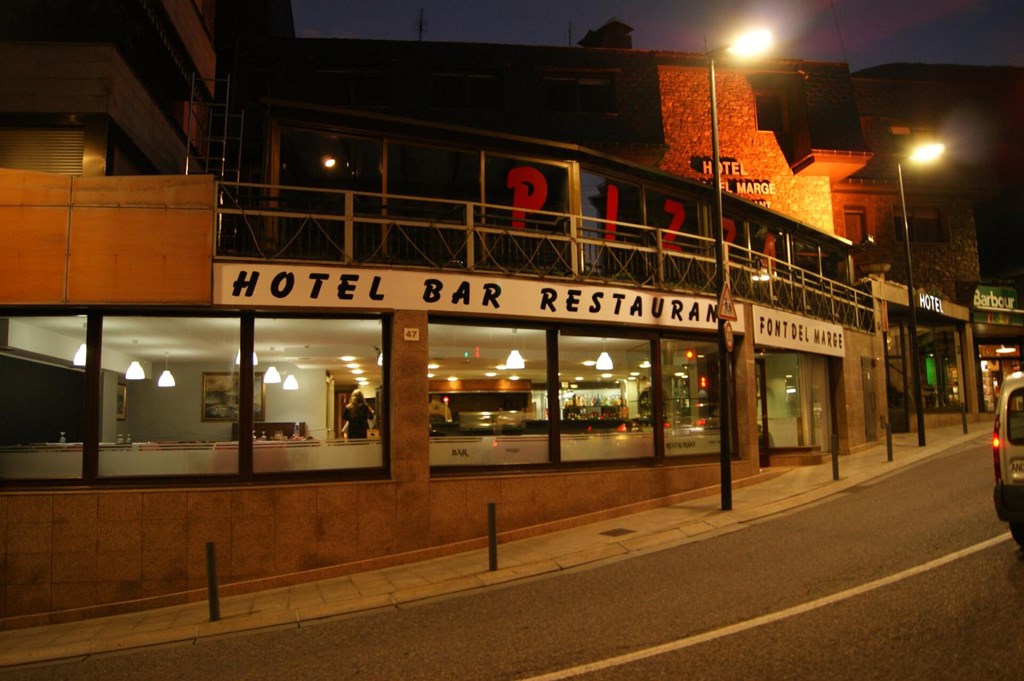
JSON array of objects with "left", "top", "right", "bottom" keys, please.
[{"left": 5, "top": 435, "right": 1020, "bottom": 680}]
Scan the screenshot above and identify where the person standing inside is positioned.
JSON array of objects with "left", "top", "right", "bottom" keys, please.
[{"left": 343, "top": 389, "right": 375, "bottom": 440}]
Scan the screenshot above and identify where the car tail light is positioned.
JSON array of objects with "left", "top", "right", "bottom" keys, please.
[{"left": 994, "top": 415, "right": 1002, "bottom": 483}]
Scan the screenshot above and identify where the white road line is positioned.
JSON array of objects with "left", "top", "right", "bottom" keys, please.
[{"left": 518, "top": 533, "right": 1011, "bottom": 681}]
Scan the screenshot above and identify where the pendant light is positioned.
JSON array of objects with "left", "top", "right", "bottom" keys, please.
[
  {"left": 505, "top": 329, "right": 525, "bottom": 370},
  {"left": 124, "top": 340, "right": 145, "bottom": 380},
  {"left": 157, "top": 353, "right": 175, "bottom": 388},
  {"left": 505, "top": 349, "right": 525, "bottom": 370},
  {"left": 264, "top": 366, "right": 282, "bottom": 384},
  {"left": 234, "top": 350, "right": 258, "bottom": 365},
  {"left": 72, "top": 321, "right": 87, "bottom": 366},
  {"left": 283, "top": 374, "right": 299, "bottom": 390},
  {"left": 125, "top": 361, "right": 145, "bottom": 380}
]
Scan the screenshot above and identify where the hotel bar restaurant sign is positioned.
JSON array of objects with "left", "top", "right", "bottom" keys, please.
[
  {"left": 213, "top": 263, "right": 745, "bottom": 332},
  {"left": 751, "top": 305, "right": 845, "bottom": 357}
]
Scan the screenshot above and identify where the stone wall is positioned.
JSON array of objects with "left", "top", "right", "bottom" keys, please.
[{"left": 658, "top": 66, "right": 836, "bottom": 234}]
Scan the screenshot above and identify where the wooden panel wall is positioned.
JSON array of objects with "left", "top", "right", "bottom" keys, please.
[{"left": 0, "top": 170, "right": 215, "bottom": 306}]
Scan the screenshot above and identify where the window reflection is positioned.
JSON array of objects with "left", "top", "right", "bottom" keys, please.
[
  {"left": 0, "top": 316, "right": 86, "bottom": 479},
  {"left": 661, "top": 339, "right": 723, "bottom": 457}
]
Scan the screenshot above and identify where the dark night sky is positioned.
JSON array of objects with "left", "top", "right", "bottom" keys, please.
[{"left": 290, "top": 0, "right": 1024, "bottom": 72}]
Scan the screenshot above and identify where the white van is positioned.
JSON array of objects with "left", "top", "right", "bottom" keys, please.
[{"left": 993, "top": 371, "right": 1024, "bottom": 547}]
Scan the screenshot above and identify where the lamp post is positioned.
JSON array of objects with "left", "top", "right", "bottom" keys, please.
[
  {"left": 707, "top": 28, "right": 771, "bottom": 510},
  {"left": 896, "top": 142, "right": 944, "bottom": 448}
]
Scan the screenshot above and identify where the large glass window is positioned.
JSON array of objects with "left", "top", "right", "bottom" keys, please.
[
  {"left": 254, "top": 317, "right": 384, "bottom": 473},
  {"left": 0, "top": 316, "right": 87, "bottom": 479},
  {"left": 661, "top": 339, "right": 722, "bottom": 457},
  {"left": 918, "top": 325, "right": 962, "bottom": 410},
  {"left": 278, "top": 128, "right": 382, "bottom": 193},
  {"left": 758, "top": 352, "right": 832, "bottom": 450},
  {"left": 558, "top": 333, "right": 653, "bottom": 461},
  {"left": 645, "top": 190, "right": 700, "bottom": 252},
  {"left": 580, "top": 171, "right": 646, "bottom": 279},
  {"left": 98, "top": 316, "right": 241, "bottom": 477},
  {"left": 790, "top": 237, "right": 821, "bottom": 276},
  {"left": 387, "top": 142, "right": 478, "bottom": 204},
  {"left": 483, "top": 155, "right": 569, "bottom": 230},
  {"left": 428, "top": 323, "right": 549, "bottom": 466}
]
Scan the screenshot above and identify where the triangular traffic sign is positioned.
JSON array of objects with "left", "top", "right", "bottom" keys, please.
[{"left": 717, "top": 281, "right": 738, "bottom": 321}]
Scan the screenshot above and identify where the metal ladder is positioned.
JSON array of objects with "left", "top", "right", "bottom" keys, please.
[{"left": 185, "top": 73, "right": 244, "bottom": 181}]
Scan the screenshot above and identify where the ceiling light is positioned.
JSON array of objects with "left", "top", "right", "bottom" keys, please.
[
  {"left": 505, "top": 329, "right": 525, "bottom": 370},
  {"left": 157, "top": 353, "right": 175, "bottom": 388},
  {"left": 125, "top": 361, "right": 145, "bottom": 380},
  {"left": 283, "top": 374, "right": 299, "bottom": 390},
  {"left": 235, "top": 350, "right": 258, "bottom": 366},
  {"left": 596, "top": 352, "right": 614, "bottom": 371},
  {"left": 505, "top": 349, "right": 525, "bottom": 370},
  {"left": 264, "top": 366, "right": 282, "bottom": 384},
  {"left": 73, "top": 343, "right": 87, "bottom": 367}
]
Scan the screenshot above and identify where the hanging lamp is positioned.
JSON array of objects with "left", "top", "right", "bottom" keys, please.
[{"left": 157, "top": 353, "right": 175, "bottom": 387}]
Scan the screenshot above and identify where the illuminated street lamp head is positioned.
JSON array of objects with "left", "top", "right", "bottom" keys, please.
[
  {"left": 908, "top": 142, "right": 945, "bottom": 164},
  {"left": 725, "top": 29, "right": 772, "bottom": 58}
]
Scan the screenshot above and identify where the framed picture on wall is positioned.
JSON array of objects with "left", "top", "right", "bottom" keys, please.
[
  {"left": 116, "top": 383, "right": 127, "bottom": 420},
  {"left": 201, "top": 372, "right": 265, "bottom": 421}
]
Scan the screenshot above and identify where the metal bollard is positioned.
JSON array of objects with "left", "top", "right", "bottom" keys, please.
[
  {"left": 885, "top": 420, "right": 893, "bottom": 462},
  {"left": 831, "top": 433, "right": 840, "bottom": 481},
  {"left": 487, "top": 502, "right": 498, "bottom": 572},
  {"left": 961, "top": 400, "right": 968, "bottom": 434},
  {"left": 206, "top": 541, "right": 221, "bottom": 622}
]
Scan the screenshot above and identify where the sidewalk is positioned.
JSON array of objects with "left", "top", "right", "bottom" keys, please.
[{"left": 0, "top": 422, "right": 990, "bottom": 668}]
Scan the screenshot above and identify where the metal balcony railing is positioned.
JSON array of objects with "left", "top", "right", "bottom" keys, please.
[{"left": 215, "top": 181, "right": 875, "bottom": 332}]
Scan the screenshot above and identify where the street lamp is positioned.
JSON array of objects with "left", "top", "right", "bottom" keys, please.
[
  {"left": 897, "top": 142, "right": 945, "bottom": 448},
  {"left": 708, "top": 28, "right": 771, "bottom": 510}
]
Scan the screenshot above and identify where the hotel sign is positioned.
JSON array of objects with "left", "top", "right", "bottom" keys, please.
[
  {"left": 691, "top": 156, "right": 776, "bottom": 207},
  {"left": 751, "top": 305, "right": 845, "bottom": 357},
  {"left": 213, "top": 263, "right": 746, "bottom": 332},
  {"left": 918, "top": 292, "right": 944, "bottom": 314}
]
